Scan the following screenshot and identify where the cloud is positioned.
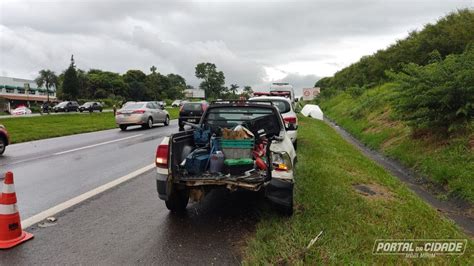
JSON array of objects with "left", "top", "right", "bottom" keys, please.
[{"left": 0, "top": 0, "right": 471, "bottom": 91}]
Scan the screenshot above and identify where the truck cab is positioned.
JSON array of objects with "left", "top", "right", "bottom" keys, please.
[{"left": 155, "top": 101, "right": 296, "bottom": 215}]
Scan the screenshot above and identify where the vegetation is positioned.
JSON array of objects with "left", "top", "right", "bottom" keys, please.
[
  {"left": 319, "top": 84, "right": 474, "bottom": 203},
  {"left": 0, "top": 108, "right": 179, "bottom": 143},
  {"left": 388, "top": 46, "right": 474, "bottom": 134},
  {"left": 195, "top": 62, "right": 226, "bottom": 99},
  {"left": 313, "top": 10, "right": 474, "bottom": 201},
  {"left": 244, "top": 116, "right": 472, "bottom": 264},
  {"left": 35, "top": 69, "right": 59, "bottom": 103},
  {"left": 61, "top": 55, "right": 80, "bottom": 100},
  {"left": 316, "top": 9, "right": 474, "bottom": 91}
]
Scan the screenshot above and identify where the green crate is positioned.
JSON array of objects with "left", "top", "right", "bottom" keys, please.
[
  {"left": 224, "top": 158, "right": 254, "bottom": 166},
  {"left": 221, "top": 139, "right": 254, "bottom": 148}
]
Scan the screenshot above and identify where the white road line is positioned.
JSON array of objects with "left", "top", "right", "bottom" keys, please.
[
  {"left": 53, "top": 134, "right": 143, "bottom": 155},
  {"left": 21, "top": 163, "right": 155, "bottom": 229}
]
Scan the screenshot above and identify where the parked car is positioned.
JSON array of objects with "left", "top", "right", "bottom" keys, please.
[
  {"left": 115, "top": 101, "right": 170, "bottom": 131},
  {"left": 11, "top": 106, "right": 32, "bottom": 116},
  {"left": 249, "top": 96, "right": 298, "bottom": 149},
  {"left": 53, "top": 101, "right": 79, "bottom": 112},
  {"left": 79, "top": 102, "right": 103, "bottom": 112},
  {"left": 178, "top": 101, "right": 208, "bottom": 131},
  {"left": 0, "top": 124, "right": 10, "bottom": 155},
  {"left": 171, "top": 100, "right": 182, "bottom": 107},
  {"left": 155, "top": 100, "right": 296, "bottom": 215}
]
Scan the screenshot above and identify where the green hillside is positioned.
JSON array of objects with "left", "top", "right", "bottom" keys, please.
[{"left": 316, "top": 9, "right": 474, "bottom": 203}]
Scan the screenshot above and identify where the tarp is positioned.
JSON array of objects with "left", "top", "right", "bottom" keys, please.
[{"left": 301, "top": 104, "right": 324, "bottom": 120}]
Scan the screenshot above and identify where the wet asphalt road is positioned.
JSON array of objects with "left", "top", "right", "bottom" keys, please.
[
  {"left": 0, "top": 121, "right": 178, "bottom": 218},
  {"left": 0, "top": 170, "right": 261, "bottom": 264}
]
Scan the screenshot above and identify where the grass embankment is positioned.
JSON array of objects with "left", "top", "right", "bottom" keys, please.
[
  {"left": 1, "top": 108, "right": 179, "bottom": 144},
  {"left": 244, "top": 116, "right": 472, "bottom": 264},
  {"left": 318, "top": 83, "right": 473, "bottom": 203}
]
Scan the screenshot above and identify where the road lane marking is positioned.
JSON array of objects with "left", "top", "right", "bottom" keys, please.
[
  {"left": 21, "top": 163, "right": 155, "bottom": 228},
  {"left": 53, "top": 134, "right": 143, "bottom": 155}
]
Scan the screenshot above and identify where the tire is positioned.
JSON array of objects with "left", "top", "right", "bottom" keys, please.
[
  {"left": 79, "top": 110, "right": 83, "bottom": 113},
  {"left": 280, "top": 195, "right": 294, "bottom": 216},
  {"left": 293, "top": 139, "right": 297, "bottom": 151},
  {"left": 165, "top": 188, "right": 189, "bottom": 212},
  {"left": 0, "top": 137, "right": 6, "bottom": 155},
  {"left": 144, "top": 117, "right": 153, "bottom": 129},
  {"left": 119, "top": 125, "right": 128, "bottom": 131},
  {"left": 164, "top": 115, "right": 170, "bottom": 126},
  {"left": 65, "top": 109, "right": 69, "bottom": 113}
]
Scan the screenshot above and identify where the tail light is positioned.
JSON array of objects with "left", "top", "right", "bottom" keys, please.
[
  {"left": 133, "top": 109, "right": 145, "bottom": 114},
  {"left": 155, "top": 144, "right": 169, "bottom": 168},
  {"left": 272, "top": 152, "right": 292, "bottom": 172},
  {"left": 284, "top": 117, "right": 297, "bottom": 124}
]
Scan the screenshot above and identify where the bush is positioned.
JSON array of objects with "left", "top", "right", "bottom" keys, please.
[{"left": 389, "top": 45, "right": 474, "bottom": 134}]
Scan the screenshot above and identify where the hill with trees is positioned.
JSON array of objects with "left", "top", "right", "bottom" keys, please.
[{"left": 316, "top": 9, "right": 474, "bottom": 203}]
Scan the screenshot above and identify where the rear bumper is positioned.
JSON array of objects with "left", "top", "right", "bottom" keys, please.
[
  {"left": 179, "top": 116, "right": 201, "bottom": 125},
  {"left": 116, "top": 114, "right": 147, "bottom": 125},
  {"left": 286, "top": 129, "right": 297, "bottom": 143}
]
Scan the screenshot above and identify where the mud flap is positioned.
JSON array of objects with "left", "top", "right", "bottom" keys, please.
[
  {"left": 265, "top": 178, "right": 294, "bottom": 207},
  {"left": 157, "top": 180, "right": 169, "bottom": 200}
]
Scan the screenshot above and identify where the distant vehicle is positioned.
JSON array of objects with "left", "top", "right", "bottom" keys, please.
[
  {"left": 11, "top": 106, "right": 32, "bottom": 116},
  {"left": 0, "top": 124, "right": 10, "bottom": 155},
  {"left": 171, "top": 100, "right": 182, "bottom": 107},
  {"left": 154, "top": 101, "right": 166, "bottom": 109},
  {"left": 249, "top": 96, "right": 298, "bottom": 149},
  {"left": 79, "top": 102, "right": 103, "bottom": 112},
  {"left": 53, "top": 101, "right": 79, "bottom": 112},
  {"left": 178, "top": 101, "right": 208, "bottom": 131},
  {"left": 270, "top": 82, "right": 296, "bottom": 106},
  {"left": 115, "top": 101, "right": 170, "bottom": 131}
]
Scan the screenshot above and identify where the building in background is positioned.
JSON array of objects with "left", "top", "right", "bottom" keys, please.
[{"left": 0, "top": 76, "right": 58, "bottom": 112}]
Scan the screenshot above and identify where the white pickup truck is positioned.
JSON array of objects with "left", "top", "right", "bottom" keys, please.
[{"left": 155, "top": 101, "right": 296, "bottom": 215}]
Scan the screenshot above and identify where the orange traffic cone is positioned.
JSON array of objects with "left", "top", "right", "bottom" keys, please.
[{"left": 0, "top": 171, "right": 33, "bottom": 249}]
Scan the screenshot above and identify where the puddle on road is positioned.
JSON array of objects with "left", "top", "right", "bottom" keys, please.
[{"left": 352, "top": 183, "right": 394, "bottom": 201}]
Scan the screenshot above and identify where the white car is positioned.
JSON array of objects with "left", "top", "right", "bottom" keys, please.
[
  {"left": 249, "top": 96, "right": 298, "bottom": 149},
  {"left": 155, "top": 101, "right": 296, "bottom": 215},
  {"left": 115, "top": 101, "right": 170, "bottom": 131},
  {"left": 11, "top": 106, "right": 32, "bottom": 116}
]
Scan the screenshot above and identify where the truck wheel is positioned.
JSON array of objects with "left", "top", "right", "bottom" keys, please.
[
  {"left": 119, "top": 125, "right": 128, "bottom": 131},
  {"left": 165, "top": 188, "right": 189, "bottom": 212},
  {"left": 0, "top": 137, "right": 6, "bottom": 155},
  {"left": 280, "top": 198, "right": 293, "bottom": 216}
]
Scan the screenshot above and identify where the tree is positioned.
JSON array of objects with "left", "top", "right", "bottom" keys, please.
[
  {"left": 241, "top": 85, "right": 254, "bottom": 99},
  {"left": 61, "top": 55, "right": 80, "bottom": 100},
  {"left": 195, "top": 62, "right": 225, "bottom": 98},
  {"left": 35, "top": 69, "right": 58, "bottom": 103},
  {"left": 229, "top": 84, "right": 239, "bottom": 95},
  {"left": 389, "top": 45, "right": 474, "bottom": 134}
]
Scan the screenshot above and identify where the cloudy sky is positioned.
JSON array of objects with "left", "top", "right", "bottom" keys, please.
[{"left": 0, "top": 0, "right": 472, "bottom": 92}]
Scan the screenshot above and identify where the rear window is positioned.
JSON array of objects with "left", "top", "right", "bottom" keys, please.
[
  {"left": 250, "top": 99, "right": 290, "bottom": 113},
  {"left": 183, "top": 103, "right": 203, "bottom": 111},
  {"left": 205, "top": 107, "right": 273, "bottom": 126}
]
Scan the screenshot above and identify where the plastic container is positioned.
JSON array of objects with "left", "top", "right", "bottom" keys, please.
[
  {"left": 224, "top": 158, "right": 254, "bottom": 175},
  {"left": 185, "top": 148, "right": 210, "bottom": 175},
  {"left": 221, "top": 139, "right": 254, "bottom": 159},
  {"left": 209, "top": 151, "right": 225, "bottom": 174}
]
